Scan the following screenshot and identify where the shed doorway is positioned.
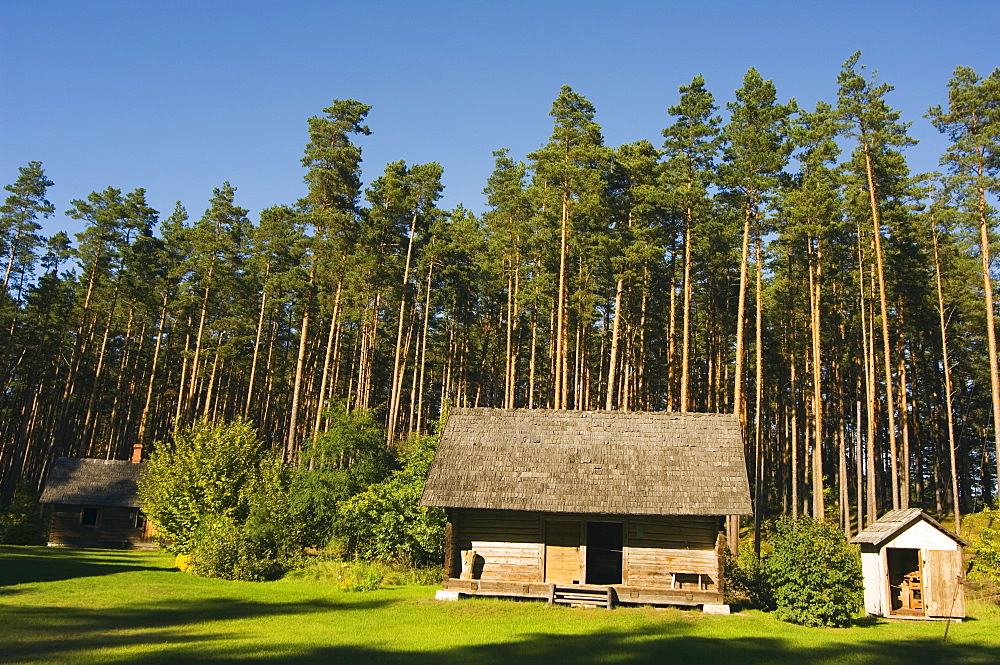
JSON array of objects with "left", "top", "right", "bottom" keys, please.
[
  {"left": 585, "top": 521, "right": 623, "bottom": 585},
  {"left": 887, "top": 547, "right": 924, "bottom": 616}
]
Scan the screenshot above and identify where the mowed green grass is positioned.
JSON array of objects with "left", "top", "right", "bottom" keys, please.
[{"left": 1, "top": 546, "right": 997, "bottom": 665}]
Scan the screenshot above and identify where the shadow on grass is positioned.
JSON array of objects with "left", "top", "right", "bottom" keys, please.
[
  {"left": 18, "top": 620, "right": 995, "bottom": 665},
  {"left": 0, "top": 545, "right": 170, "bottom": 586},
  {"left": 2, "top": 547, "right": 995, "bottom": 665},
  {"left": 3, "top": 595, "right": 396, "bottom": 664},
  {"left": 5, "top": 598, "right": 997, "bottom": 665}
]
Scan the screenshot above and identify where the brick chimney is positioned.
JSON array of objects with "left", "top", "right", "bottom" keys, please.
[{"left": 131, "top": 444, "right": 143, "bottom": 464}]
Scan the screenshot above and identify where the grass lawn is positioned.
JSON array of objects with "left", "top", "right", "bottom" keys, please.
[{"left": 1, "top": 546, "right": 998, "bottom": 664}]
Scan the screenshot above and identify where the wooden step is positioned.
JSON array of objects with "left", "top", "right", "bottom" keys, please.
[{"left": 550, "top": 584, "right": 615, "bottom": 609}]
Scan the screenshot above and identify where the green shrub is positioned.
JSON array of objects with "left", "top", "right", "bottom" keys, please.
[
  {"left": 336, "top": 434, "right": 445, "bottom": 565},
  {"left": 0, "top": 486, "right": 44, "bottom": 545},
  {"left": 288, "top": 406, "right": 393, "bottom": 550},
  {"left": 764, "top": 516, "right": 862, "bottom": 627},
  {"left": 138, "top": 417, "right": 286, "bottom": 555},
  {"left": 971, "top": 508, "right": 1000, "bottom": 582},
  {"left": 724, "top": 540, "right": 774, "bottom": 610},
  {"left": 188, "top": 510, "right": 287, "bottom": 582}
]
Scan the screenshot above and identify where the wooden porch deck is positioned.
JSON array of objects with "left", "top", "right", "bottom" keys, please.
[{"left": 442, "top": 578, "right": 723, "bottom": 607}]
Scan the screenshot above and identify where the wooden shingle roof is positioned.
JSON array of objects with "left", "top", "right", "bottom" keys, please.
[
  {"left": 39, "top": 458, "right": 144, "bottom": 508},
  {"left": 421, "top": 408, "right": 751, "bottom": 516},
  {"left": 850, "top": 508, "right": 969, "bottom": 547}
]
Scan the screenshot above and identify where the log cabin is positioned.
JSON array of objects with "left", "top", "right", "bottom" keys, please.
[
  {"left": 851, "top": 509, "right": 968, "bottom": 620},
  {"left": 39, "top": 450, "right": 155, "bottom": 549},
  {"left": 420, "top": 408, "right": 751, "bottom": 608}
]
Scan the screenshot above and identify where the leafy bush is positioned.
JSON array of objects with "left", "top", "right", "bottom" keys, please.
[
  {"left": 288, "top": 405, "right": 392, "bottom": 550},
  {"left": 970, "top": 508, "right": 1000, "bottom": 582},
  {"left": 138, "top": 418, "right": 286, "bottom": 555},
  {"left": 188, "top": 510, "right": 288, "bottom": 582},
  {"left": 764, "top": 516, "right": 862, "bottom": 627},
  {"left": 724, "top": 540, "right": 774, "bottom": 610},
  {"left": 337, "top": 434, "right": 445, "bottom": 565},
  {"left": 0, "top": 486, "right": 44, "bottom": 545}
]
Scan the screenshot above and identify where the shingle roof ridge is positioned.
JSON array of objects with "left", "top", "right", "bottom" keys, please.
[
  {"left": 423, "top": 408, "right": 750, "bottom": 516},
  {"left": 39, "top": 456, "right": 144, "bottom": 508},
  {"left": 850, "top": 508, "right": 969, "bottom": 547}
]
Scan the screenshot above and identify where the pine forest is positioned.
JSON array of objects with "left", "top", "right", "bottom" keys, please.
[{"left": 2, "top": 54, "right": 999, "bottom": 537}]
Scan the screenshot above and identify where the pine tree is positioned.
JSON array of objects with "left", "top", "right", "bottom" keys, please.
[
  {"left": 0, "top": 162, "right": 54, "bottom": 300},
  {"left": 720, "top": 68, "right": 794, "bottom": 549},
  {"left": 528, "top": 86, "right": 610, "bottom": 409},
  {"left": 838, "top": 51, "right": 917, "bottom": 511},
  {"left": 661, "top": 75, "right": 721, "bottom": 413},
  {"left": 929, "top": 66, "right": 1000, "bottom": 500}
]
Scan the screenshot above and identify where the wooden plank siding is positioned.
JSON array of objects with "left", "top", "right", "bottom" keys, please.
[
  {"left": 544, "top": 520, "right": 582, "bottom": 583},
  {"left": 450, "top": 508, "right": 723, "bottom": 603},
  {"left": 626, "top": 516, "right": 720, "bottom": 590},
  {"left": 455, "top": 509, "right": 543, "bottom": 583},
  {"left": 47, "top": 504, "right": 155, "bottom": 549}
]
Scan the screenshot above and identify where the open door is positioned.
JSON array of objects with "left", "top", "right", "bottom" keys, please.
[
  {"left": 585, "top": 522, "right": 623, "bottom": 585},
  {"left": 545, "top": 520, "right": 581, "bottom": 584},
  {"left": 925, "top": 549, "right": 965, "bottom": 618}
]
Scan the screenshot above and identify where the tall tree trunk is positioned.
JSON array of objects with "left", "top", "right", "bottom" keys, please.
[
  {"left": 287, "top": 262, "right": 315, "bottom": 459},
  {"left": 389, "top": 212, "right": 419, "bottom": 439},
  {"left": 808, "top": 237, "right": 824, "bottom": 520},
  {"left": 863, "top": 266, "right": 878, "bottom": 525},
  {"left": 680, "top": 210, "right": 693, "bottom": 413},
  {"left": 187, "top": 255, "right": 217, "bottom": 417},
  {"left": 202, "top": 336, "right": 222, "bottom": 419},
  {"left": 733, "top": 203, "right": 752, "bottom": 420},
  {"left": 313, "top": 278, "right": 344, "bottom": 436},
  {"left": 416, "top": 259, "right": 434, "bottom": 432},
  {"left": 791, "top": 344, "right": 799, "bottom": 518},
  {"left": 556, "top": 185, "right": 570, "bottom": 409},
  {"left": 855, "top": 390, "right": 865, "bottom": 533},
  {"left": 606, "top": 276, "right": 625, "bottom": 410},
  {"left": 245, "top": 266, "right": 272, "bottom": 417},
  {"left": 976, "top": 178, "right": 1000, "bottom": 495},
  {"left": 667, "top": 255, "right": 678, "bottom": 411},
  {"left": 174, "top": 320, "right": 192, "bottom": 425},
  {"left": 862, "top": 146, "right": 900, "bottom": 509},
  {"left": 528, "top": 312, "right": 538, "bottom": 409},
  {"left": 897, "top": 333, "right": 911, "bottom": 509},
  {"left": 138, "top": 297, "right": 168, "bottom": 444},
  {"left": 932, "top": 218, "right": 962, "bottom": 533},
  {"left": 753, "top": 232, "right": 764, "bottom": 553}
]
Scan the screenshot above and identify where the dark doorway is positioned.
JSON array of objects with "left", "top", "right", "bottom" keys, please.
[
  {"left": 886, "top": 547, "right": 923, "bottom": 615},
  {"left": 586, "top": 522, "right": 623, "bottom": 585}
]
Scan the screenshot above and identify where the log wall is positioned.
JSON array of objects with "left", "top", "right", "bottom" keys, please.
[
  {"left": 451, "top": 509, "right": 722, "bottom": 593},
  {"left": 626, "top": 516, "right": 720, "bottom": 590},
  {"left": 454, "top": 509, "right": 543, "bottom": 582},
  {"left": 47, "top": 504, "right": 155, "bottom": 549}
]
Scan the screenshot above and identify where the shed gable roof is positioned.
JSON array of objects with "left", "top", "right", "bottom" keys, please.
[
  {"left": 39, "top": 458, "right": 144, "bottom": 508},
  {"left": 850, "top": 508, "right": 969, "bottom": 547},
  {"left": 421, "top": 408, "right": 751, "bottom": 516}
]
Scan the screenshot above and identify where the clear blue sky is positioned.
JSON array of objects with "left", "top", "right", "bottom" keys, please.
[{"left": 2, "top": 1, "right": 998, "bottom": 238}]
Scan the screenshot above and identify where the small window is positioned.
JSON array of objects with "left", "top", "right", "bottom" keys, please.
[
  {"left": 132, "top": 510, "right": 147, "bottom": 530},
  {"left": 80, "top": 507, "right": 100, "bottom": 527}
]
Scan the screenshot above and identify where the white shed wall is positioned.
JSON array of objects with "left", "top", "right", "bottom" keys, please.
[{"left": 884, "top": 520, "right": 959, "bottom": 551}]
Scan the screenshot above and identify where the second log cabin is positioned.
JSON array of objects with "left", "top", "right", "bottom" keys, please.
[
  {"left": 421, "top": 408, "right": 751, "bottom": 608},
  {"left": 39, "top": 452, "right": 155, "bottom": 549}
]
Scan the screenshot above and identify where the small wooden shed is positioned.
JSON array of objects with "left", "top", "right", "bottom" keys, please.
[
  {"left": 39, "top": 456, "right": 155, "bottom": 549},
  {"left": 850, "top": 509, "right": 968, "bottom": 620},
  {"left": 420, "top": 408, "right": 751, "bottom": 608}
]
